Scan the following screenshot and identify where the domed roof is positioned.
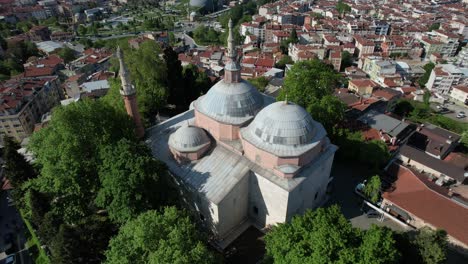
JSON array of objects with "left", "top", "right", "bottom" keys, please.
[
  {"left": 241, "top": 101, "right": 326, "bottom": 157},
  {"left": 195, "top": 79, "right": 264, "bottom": 125},
  {"left": 169, "top": 125, "right": 210, "bottom": 152}
]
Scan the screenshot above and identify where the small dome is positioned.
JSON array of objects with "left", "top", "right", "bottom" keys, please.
[
  {"left": 241, "top": 101, "right": 325, "bottom": 157},
  {"left": 169, "top": 125, "right": 210, "bottom": 152},
  {"left": 196, "top": 79, "right": 264, "bottom": 125}
]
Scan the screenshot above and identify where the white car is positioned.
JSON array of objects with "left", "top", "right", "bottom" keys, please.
[{"left": 457, "top": 111, "right": 466, "bottom": 118}]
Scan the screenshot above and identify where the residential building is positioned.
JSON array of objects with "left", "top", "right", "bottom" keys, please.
[
  {"left": 450, "top": 85, "right": 468, "bottom": 105},
  {"left": 371, "top": 20, "right": 390, "bottom": 35},
  {"left": 348, "top": 79, "right": 379, "bottom": 95},
  {"left": 0, "top": 76, "right": 62, "bottom": 141},
  {"left": 382, "top": 163, "right": 468, "bottom": 249},
  {"left": 426, "top": 64, "right": 468, "bottom": 97},
  {"left": 455, "top": 46, "right": 468, "bottom": 68},
  {"left": 361, "top": 57, "right": 397, "bottom": 83},
  {"left": 328, "top": 49, "right": 341, "bottom": 72}
]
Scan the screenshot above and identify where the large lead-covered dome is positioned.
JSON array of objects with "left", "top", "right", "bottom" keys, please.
[
  {"left": 241, "top": 101, "right": 325, "bottom": 157},
  {"left": 195, "top": 79, "right": 264, "bottom": 125},
  {"left": 190, "top": 0, "right": 216, "bottom": 10}
]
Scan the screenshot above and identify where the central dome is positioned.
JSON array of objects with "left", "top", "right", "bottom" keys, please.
[
  {"left": 196, "top": 79, "right": 264, "bottom": 125},
  {"left": 241, "top": 101, "right": 325, "bottom": 157}
]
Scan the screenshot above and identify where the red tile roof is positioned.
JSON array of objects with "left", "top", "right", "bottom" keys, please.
[{"left": 384, "top": 164, "right": 468, "bottom": 247}]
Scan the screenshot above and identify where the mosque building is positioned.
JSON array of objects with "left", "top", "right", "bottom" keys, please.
[{"left": 119, "top": 19, "right": 338, "bottom": 248}]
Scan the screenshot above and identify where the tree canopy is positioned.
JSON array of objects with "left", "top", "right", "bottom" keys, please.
[
  {"left": 362, "top": 175, "right": 382, "bottom": 203},
  {"left": 250, "top": 76, "right": 270, "bottom": 92},
  {"left": 28, "top": 99, "right": 135, "bottom": 223},
  {"left": 96, "top": 139, "right": 171, "bottom": 224},
  {"left": 105, "top": 207, "right": 216, "bottom": 264},
  {"left": 418, "top": 63, "right": 435, "bottom": 88},
  {"left": 57, "top": 47, "right": 76, "bottom": 63},
  {"left": 278, "top": 59, "right": 341, "bottom": 107},
  {"left": 265, "top": 205, "right": 400, "bottom": 263},
  {"left": 2, "top": 136, "right": 36, "bottom": 188}
]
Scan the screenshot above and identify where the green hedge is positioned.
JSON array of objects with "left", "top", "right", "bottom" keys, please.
[{"left": 19, "top": 209, "right": 50, "bottom": 264}]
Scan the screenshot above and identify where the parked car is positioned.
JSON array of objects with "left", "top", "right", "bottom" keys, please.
[
  {"left": 366, "top": 209, "right": 381, "bottom": 218},
  {"left": 5, "top": 254, "right": 15, "bottom": 264},
  {"left": 457, "top": 111, "right": 466, "bottom": 118}
]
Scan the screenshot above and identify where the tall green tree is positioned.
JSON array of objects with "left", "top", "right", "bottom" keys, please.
[
  {"left": 50, "top": 215, "right": 115, "bottom": 264},
  {"left": 265, "top": 205, "right": 400, "bottom": 263},
  {"left": 362, "top": 175, "right": 382, "bottom": 203},
  {"left": 336, "top": 1, "right": 351, "bottom": 16},
  {"left": 418, "top": 62, "right": 435, "bottom": 88},
  {"left": 277, "top": 59, "right": 341, "bottom": 107},
  {"left": 164, "top": 46, "right": 184, "bottom": 107},
  {"left": 105, "top": 207, "right": 216, "bottom": 264},
  {"left": 2, "top": 135, "right": 36, "bottom": 188},
  {"left": 341, "top": 51, "right": 353, "bottom": 71},
  {"left": 413, "top": 228, "right": 448, "bottom": 264},
  {"left": 96, "top": 139, "right": 171, "bottom": 224},
  {"left": 57, "top": 47, "right": 76, "bottom": 63},
  {"left": 359, "top": 225, "right": 400, "bottom": 264},
  {"left": 306, "top": 95, "right": 347, "bottom": 134},
  {"left": 250, "top": 76, "right": 270, "bottom": 92},
  {"left": 28, "top": 100, "right": 135, "bottom": 223}
]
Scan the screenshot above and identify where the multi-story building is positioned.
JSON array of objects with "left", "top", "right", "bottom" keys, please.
[
  {"left": 455, "top": 46, "right": 468, "bottom": 68},
  {"left": 420, "top": 30, "right": 460, "bottom": 59},
  {"left": 354, "top": 36, "right": 375, "bottom": 58},
  {"left": 449, "top": 85, "right": 468, "bottom": 105},
  {"left": 371, "top": 20, "right": 390, "bottom": 35},
  {"left": 361, "top": 57, "right": 397, "bottom": 83},
  {"left": 240, "top": 22, "right": 265, "bottom": 41},
  {"left": 328, "top": 49, "right": 341, "bottom": 72},
  {"left": 0, "top": 76, "right": 62, "bottom": 141},
  {"left": 426, "top": 64, "right": 468, "bottom": 96}
]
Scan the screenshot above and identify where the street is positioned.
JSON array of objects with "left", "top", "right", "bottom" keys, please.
[{"left": 0, "top": 192, "right": 32, "bottom": 264}]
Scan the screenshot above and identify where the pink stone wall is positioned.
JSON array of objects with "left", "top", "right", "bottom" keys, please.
[
  {"left": 241, "top": 134, "right": 325, "bottom": 178},
  {"left": 195, "top": 109, "right": 242, "bottom": 141}
]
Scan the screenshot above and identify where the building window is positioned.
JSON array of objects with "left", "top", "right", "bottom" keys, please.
[
  {"left": 253, "top": 206, "right": 259, "bottom": 215},
  {"left": 199, "top": 214, "right": 205, "bottom": 221},
  {"left": 314, "top": 191, "right": 319, "bottom": 200}
]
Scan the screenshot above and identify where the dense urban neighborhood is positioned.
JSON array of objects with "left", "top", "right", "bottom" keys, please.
[{"left": 0, "top": 0, "right": 467, "bottom": 263}]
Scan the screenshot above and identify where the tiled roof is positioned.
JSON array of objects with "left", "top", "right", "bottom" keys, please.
[{"left": 384, "top": 164, "right": 468, "bottom": 246}]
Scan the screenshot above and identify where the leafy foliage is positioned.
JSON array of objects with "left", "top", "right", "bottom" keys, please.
[
  {"left": 418, "top": 63, "right": 435, "bottom": 88},
  {"left": 341, "top": 51, "right": 353, "bottom": 71},
  {"left": 265, "top": 205, "right": 400, "bottom": 263},
  {"left": 336, "top": 1, "right": 351, "bottom": 15},
  {"left": 278, "top": 59, "right": 341, "bottom": 107},
  {"left": 105, "top": 207, "right": 216, "bottom": 264},
  {"left": 28, "top": 100, "right": 135, "bottom": 223},
  {"left": 413, "top": 228, "right": 448, "bottom": 264},
  {"left": 306, "top": 95, "right": 347, "bottom": 134},
  {"left": 250, "top": 76, "right": 270, "bottom": 92},
  {"left": 96, "top": 139, "right": 171, "bottom": 224},
  {"left": 275, "top": 55, "right": 294, "bottom": 69},
  {"left": 56, "top": 47, "right": 76, "bottom": 63},
  {"left": 193, "top": 25, "right": 221, "bottom": 45},
  {"left": 362, "top": 175, "right": 382, "bottom": 203},
  {"left": 2, "top": 136, "right": 36, "bottom": 188}
]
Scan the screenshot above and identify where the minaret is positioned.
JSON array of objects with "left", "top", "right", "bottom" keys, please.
[
  {"left": 224, "top": 18, "right": 241, "bottom": 83},
  {"left": 117, "top": 46, "right": 145, "bottom": 139}
]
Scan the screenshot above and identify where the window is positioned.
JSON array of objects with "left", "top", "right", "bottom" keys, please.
[
  {"left": 314, "top": 191, "right": 319, "bottom": 200},
  {"left": 199, "top": 214, "right": 205, "bottom": 221},
  {"left": 253, "top": 206, "right": 259, "bottom": 215}
]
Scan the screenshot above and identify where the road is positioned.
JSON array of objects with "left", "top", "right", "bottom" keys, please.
[{"left": 0, "top": 192, "right": 32, "bottom": 264}]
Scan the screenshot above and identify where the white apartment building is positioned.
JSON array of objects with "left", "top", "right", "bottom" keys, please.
[
  {"left": 449, "top": 85, "right": 468, "bottom": 105},
  {"left": 240, "top": 22, "right": 265, "bottom": 41},
  {"left": 426, "top": 64, "right": 468, "bottom": 97}
]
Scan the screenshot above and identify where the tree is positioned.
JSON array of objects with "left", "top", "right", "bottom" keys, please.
[
  {"left": 413, "top": 228, "right": 448, "bottom": 264},
  {"left": 341, "top": 51, "right": 353, "bottom": 71},
  {"left": 164, "top": 46, "right": 184, "bottom": 107},
  {"left": 418, "top": 62, "right": 435, "bottom": 88},
  {"left": 28, "top": 100, "right": 135, "bottom": 223},
  {"left": 50, "top": 215, "right": 115, "bottom": 264},
  {"left": 2, "top": 136, "right": 36, "bottom": 188},
  {"left": 105, "top": 207, "right": 216, "bottom": 264},
  {"left": 428, "top": 23, "right": 440, "bottom": 31},
  {"left": 277, "top": 59, "right": 342, "bottom": 108},
  {"left": 289, "top": 28, "right": 298, "bottom": 44},
  {"left": 265, "top": 205, "right": 400, "bottom": 263},
  {"left": 336, "top": 1, "right": 351, "bottom": 16},
  {"left": 77, "top": 24, "right": 87, "bottom": 36},
  {"left": 57, "top": 47, "right": 76, "bottom": 63},
  {"left": 96, "top": 139, "right": 171, "bottom": 224},
  {"left": 250, "top": 76, "right": 270, "bottom": 92},
  {"left": 306, "top": 95, "right": 346, "bottom": 134},
  {"left": 388, "top": 99, "right": 414, "bottom": 117},
  {"left": 275, "top": 55, "right": 294, "bottom": 69},
  {"left": 362, "top": 175, "right": 382, "bottom": 203},
  {"left": 359, "top": 225, "right": 400, "bottom": 264}
]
